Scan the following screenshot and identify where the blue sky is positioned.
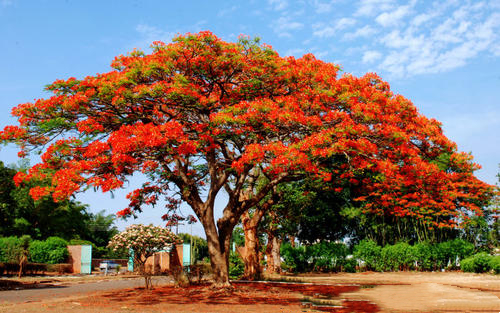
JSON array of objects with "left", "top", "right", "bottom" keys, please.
[{"left": 1, "top": 0, "right": 499, "bottom": 236}]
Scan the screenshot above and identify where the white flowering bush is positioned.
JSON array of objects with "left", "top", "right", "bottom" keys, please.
[{"left": 108, "top": 224, "right": 181, "bottom": 288}]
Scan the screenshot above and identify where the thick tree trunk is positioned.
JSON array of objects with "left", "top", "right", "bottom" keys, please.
[
  {"left": 203, "top": 217, "right": 232, "bottom": 287},
  {"left": 265, "top": 233, "right": 282, "bottom": 275},
  {"left": 241, "top": 209, "right": 265, "bottom": 280}
]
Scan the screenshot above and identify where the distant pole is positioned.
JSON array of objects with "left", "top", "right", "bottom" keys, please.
[{"left": 190, "top": 223, "right": 193, "bottom": 265}]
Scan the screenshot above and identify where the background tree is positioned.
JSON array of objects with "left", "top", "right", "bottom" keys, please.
[
  {"left": 1, "top": 31, "right": 493, "bottom": 286},
  {"left": 83, "top": 210, "right": 119, "bottom": 247},
  {"left": 0, "top": 160, "right": 91, "bottom": 240},
  {"left": 108, "top": 224, "right": 179, "bottom": 289},
  {"left": 0, "top": 161, "right": 18, "bottom": 236}
]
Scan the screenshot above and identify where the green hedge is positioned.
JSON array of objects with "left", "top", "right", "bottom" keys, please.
[
  {"left": 461, "top": 253, "right": 499, "bottom": 273},
  {"left": 281, "top": 242, "right": 352, "bottom": 273},
  {"left": 29, "top": 237, "right": 69, "bottom": 264},
  {"left": 353, "top": 240, "right": 381, "bottom": 271},
  {"left": 0, "top": 235, "right": 31, "bottom": 263},
  {"left": 0, "top": 237, "right": 23, "bottom": 263},
  {"left": 353, "top": 239, "right": 476, "bottom": 272},
  {"left": 281, "top": 239, "right": 491, "bottom": 274}
]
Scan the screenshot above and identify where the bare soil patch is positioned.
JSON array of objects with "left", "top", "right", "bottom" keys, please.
[{"left": 282, "top": 272, "right": 500, "bottom": 312}]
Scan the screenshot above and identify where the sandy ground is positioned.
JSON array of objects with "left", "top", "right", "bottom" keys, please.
[
  {"left": 288, "top": 272, "right": 500, "bottom": 312},
  {"left": 0, "top": 272, "right": 498, "bottom": 312}
]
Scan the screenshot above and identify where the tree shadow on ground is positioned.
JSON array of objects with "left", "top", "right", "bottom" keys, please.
[
  {"left": 94, "top": 281, "right": 380, "bottom": 312},
  {"left": 0, "top": 279, "right": 67, "bottom": 291}
]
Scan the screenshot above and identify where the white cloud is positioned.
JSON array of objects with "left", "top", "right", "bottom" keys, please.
[
  {"left": 344, "top": 25, "right": 377, "bottom": 40},
  {"left": 375, "top": 4, "right": 412, "bottom": 27},
  {"left": 362, "top": 50, "right": 382, "bottom": 63},
  {"left": 355, "top": 0, "right": 395, "bottom": 16},
  {"left": 362, "top": 1, "right": 500, "bottom": 77},
  {"left": 268, "top": 0, "right": 288, "bottom": 11},
  {"left": 313, "top": 18, "right": 356, "bottom": 38},
  {"left": 312, "top": 0, "right": 335, "bottom": 13},
  {"left": 272, "top": 16, "right": 304, "bottom": 38}
]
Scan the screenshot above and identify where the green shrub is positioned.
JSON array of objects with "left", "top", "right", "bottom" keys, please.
[
  {"left": 280, "top": 241, "right": 351, "bottom": 273},
  {"left": 29, "top": 237, "right": 69, "bottom": 264},
  {"left": 45, "top": 237, "right": 68, "bottom": 250},
  {"left": 353, "top": 240, "right": 381, "bottom": 271},
  {"left": 48, "top": 248, "right": 69, "bottom": 264},
  {"left": 280, "top": 243, "right": 308, "bottom": 272},
  {"left": 461, "top": 253, "right": 494, "bottom": 273},
  {"left": 229, "top": 252, "right": 244, "bottom": 279},
  {"left": 460, "top": 257, "right": 475, "bottom": 272},
  {"left": 343, "top": 257, "right": 357, "bottom": 273},
  {"left": 472, "top": 253, "right": 494, "bottom": 273},
  {"left": 28, "top": 240, "right": 49, "bottom": 263},
  {"left": 488, "top": 255, "right": 500, "bottom": 274},
  {"left": 306, "top": 242, "right": 349, "bottom": 272},
  {"left": 436, "top": 239, "right": 474, "bottom": 270},
  {"left": 379, "top": 243, "right": 412, "bottom": 271},
  {"left": 0, "top": 237, "right": 22, "bottom": 263},
  {"left": 411, "top": 242, "right": 436, "bottom": 271}
]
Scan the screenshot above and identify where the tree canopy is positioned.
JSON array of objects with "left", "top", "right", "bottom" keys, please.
[
  {"left": 0, "top": 31, "right": 493, "bottom": 285},
  {"left": 0, "top": 160, "right": 91, "bottom": 239}
]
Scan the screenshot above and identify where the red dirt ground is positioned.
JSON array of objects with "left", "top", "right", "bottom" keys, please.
[
  {"left": 0, "top": 281, "right": 379, "bottom": 313},
  {"left": 80, "top": 282, "right": 378, "bottom": 313}
]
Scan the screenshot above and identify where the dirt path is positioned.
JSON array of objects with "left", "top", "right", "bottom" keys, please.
[{"left": 291, "top": 272, "right": 500, "bottom": 312}]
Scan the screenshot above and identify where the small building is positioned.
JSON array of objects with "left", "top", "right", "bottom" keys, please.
[{"left": 142, "top": 244, "right": 185, "bottom": 274}]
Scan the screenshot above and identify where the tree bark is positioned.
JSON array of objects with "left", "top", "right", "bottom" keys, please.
[
  {"left": 265, "top": 232, "right": 282, "bottom": 275},
  {"left": 241, "top": 208, "right": 265, "bottom": 280},
  {"left": 203, "top": 216, "right": 232, "bottom": 287}
]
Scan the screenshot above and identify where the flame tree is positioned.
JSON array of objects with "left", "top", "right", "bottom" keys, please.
[{"left": 0, "top": 32, "right": 493, "bottom": 286}]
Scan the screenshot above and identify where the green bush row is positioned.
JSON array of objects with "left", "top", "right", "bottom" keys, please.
[
  {"left": 0, "top": 236, "right": 69, "bottom": 264},
  {"left": 281, "top": 241, "right": 356, "bottom": 273},
  {"left": 280, "top": 239, "right": 496, "bottom": 273},
  {"left": 353, "top": 239, "right": 475, "bottom": 272},
  {"left": 461, "top": 253, "right": 500, "bottom": 274}
]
